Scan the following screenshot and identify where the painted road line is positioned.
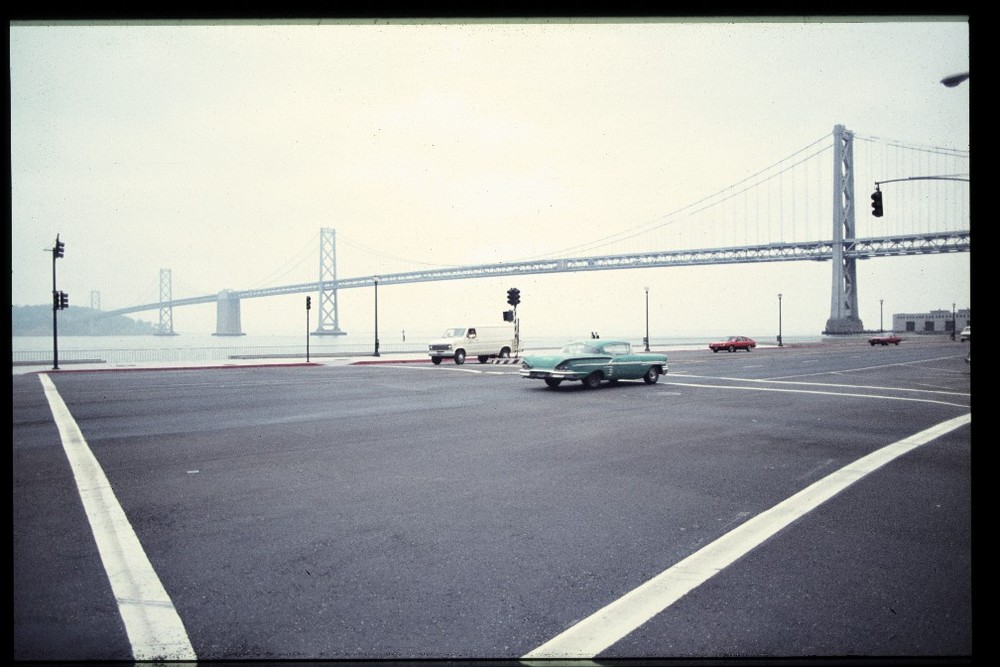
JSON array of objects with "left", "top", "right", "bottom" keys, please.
[
  {"left": 39, "top": 373, "right": 196, "bottom": 661},
  {"left": 522, "top": 412, "right": 971, "bottom": 659},
  {"left": 661, "top": 380, "right": 969, "bottom": 409}
]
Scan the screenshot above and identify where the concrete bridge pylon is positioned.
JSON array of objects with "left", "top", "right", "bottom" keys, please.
[{"left": 213, "top": 289, "right": 245, "bottom": 336}]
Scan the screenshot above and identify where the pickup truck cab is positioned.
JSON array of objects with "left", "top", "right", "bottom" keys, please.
[
  {"left": 428, "top": 325, "right": 516, "bottom": 364},
  {"left": 868, "top": 334, "right": 902, "bottom": 346}
]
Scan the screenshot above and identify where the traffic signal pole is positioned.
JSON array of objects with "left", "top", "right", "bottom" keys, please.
[
  {"left": 52, "top": 250, "right": 59, "bottom": 371},
  {"left": 305, "top": 295, "right": 312, "bottom": 361},
  {"left": 51, "top": 234, "right": 65, "bottom": 370},
  {"left": 506, "top": 287, "right": 521, "bottom": 355}
]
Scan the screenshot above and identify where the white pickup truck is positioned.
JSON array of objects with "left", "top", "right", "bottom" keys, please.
[{"left": 428, "top": 325, "right": 516, "bottom": 365}]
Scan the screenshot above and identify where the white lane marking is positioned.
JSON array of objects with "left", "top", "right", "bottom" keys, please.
[
  {"left": 674, "top": 375, "right": 969, "bottom": 397},
  {"left": 661, "top": 381, "right": 969, "bottom": 409},
  {"left": 39, "top": 374, "right": 196, "bottom": 661},
  {"left": 761, "top": 354, "right": 963, "bottom": 380},
  {"left": 523, "top": 412, "right": 971, "bottom": 659}
]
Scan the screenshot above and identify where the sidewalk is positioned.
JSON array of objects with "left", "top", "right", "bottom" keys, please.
[{"left": 11, "top": 351, "right": 433, "bottom": 375}]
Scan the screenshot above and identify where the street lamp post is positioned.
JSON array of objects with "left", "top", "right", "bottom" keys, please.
[
  {"left": 644, "top": 287, "right": 650, "bottom": 351},
  {"left": 951, "top": 302, "right": 956, "bottom": 341},
  {"left": 777, "top": 293, "right": 783, "bottom": 347},
  {"left": 880, "top": 299, "right": 884, "bottom": 333},
  {"left": 373, "top": 277, "right": 380, "bottom": 356}
]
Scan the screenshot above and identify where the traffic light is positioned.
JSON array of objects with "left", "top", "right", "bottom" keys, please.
[
  {"left": 506, "top": 287, "right": 521, "bottom": 306},
  {"left": 871, "top": 189, "right": 883, "bottom": 217},
  {"left": 54, "top": 291, "right": 69, "bottom": 310},
  {"left": 306, "top": 296, "right": 311, "bottom": 310},
  {"left": 503, "top": 309, "right": 514, "bottom": 322},
  {"left": 53, "top": 235, "right": 65, "bottom": 258}
]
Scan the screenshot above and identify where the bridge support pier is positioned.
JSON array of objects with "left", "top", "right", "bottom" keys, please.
[{"left": 213, "top": 289, "right": 246, "bottom": 336}]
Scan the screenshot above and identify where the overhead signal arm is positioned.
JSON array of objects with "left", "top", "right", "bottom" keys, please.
[{"left": 871, "top": 175, "right": 970, "bottom": 217}]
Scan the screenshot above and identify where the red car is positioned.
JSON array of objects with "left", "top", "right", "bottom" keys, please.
[
  {"left": 709, "top": 336, "right": 756, "bottom": 353},
  {"left": 868, "top": 334, "right": 902, "bottom": 346}
]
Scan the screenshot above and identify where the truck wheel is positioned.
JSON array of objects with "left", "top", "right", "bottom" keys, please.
[
  {"left": 431, "top": 357, "right": 442, "bottom": 365},
  {"left": 500, "top": 347, "right": 511, "bottom": 358},
  {"left": 478, "top": 355, "right": 489, "bottom": 363},
  {"left": 454, "top": 350, "right": 466, "bottom": 364}
]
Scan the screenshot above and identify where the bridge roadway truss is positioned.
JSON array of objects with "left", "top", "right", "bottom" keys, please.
[
  {"left": 98, "top": 230, "right": 969, "bottom": 329},
  {"left": 97, "top": 126, "right": 969, "bottom": 334}
]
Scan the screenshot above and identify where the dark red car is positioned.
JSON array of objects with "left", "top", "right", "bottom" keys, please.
[
  {"left": 709, "top": 336, "right": 756, "bottom": 353},
  {"left": 868, "top": 334, "right": 902, "bottom": 346}
]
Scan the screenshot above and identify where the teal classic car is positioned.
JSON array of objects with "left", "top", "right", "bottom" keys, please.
[{"left": 520, "top": 340, "right": 668, "bottom": 389}]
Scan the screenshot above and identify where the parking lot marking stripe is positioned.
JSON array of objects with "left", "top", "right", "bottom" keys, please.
[
  {"left": 39, "top": 374, "right": 197, "bottom": 662},
  {"left": 522, "top": 412, "right": 971, "bottom": 659}
]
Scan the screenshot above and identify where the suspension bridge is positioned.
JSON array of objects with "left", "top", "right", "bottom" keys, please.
[{"left": 91, "top": 125, "right": 970, "bottom": 336}]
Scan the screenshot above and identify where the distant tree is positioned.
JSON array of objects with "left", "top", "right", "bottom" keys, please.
[{"left": 11, "top": 305, "right": 161, "bottom": 336}]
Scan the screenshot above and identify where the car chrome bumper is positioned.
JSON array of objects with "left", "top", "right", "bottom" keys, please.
[{"left": 520, "top": 370, "right": 578, "bottom": 380}]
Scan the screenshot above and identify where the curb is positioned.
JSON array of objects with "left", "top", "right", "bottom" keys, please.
[{"left": 349, "top": 358, "right": 429, "bottom": 365}]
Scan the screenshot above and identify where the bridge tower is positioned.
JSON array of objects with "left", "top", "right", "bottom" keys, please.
[
  {"left": 90, "top": 290, "right": 100, "bottom": 310},
  {"left": 314, "top": 227, "right": 346, "bottom": 336},
  {"left": 824, "top": 124, "right": 865, "bottom": 334},
  {"left": 213, "top": 289, "right": 245, "bottom": 336},
  {"left": 155, "top": 268, "right": 178, "bottom": 336}
]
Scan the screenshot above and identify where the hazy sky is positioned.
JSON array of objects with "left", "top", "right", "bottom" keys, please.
[{"left": 10, "top": 18, "right": 970, "bottom": 340}]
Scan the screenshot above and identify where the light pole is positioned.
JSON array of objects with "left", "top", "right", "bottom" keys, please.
[
  {"left": 644, "top": 286, "right": 650, "bottom": 351},
  {"left": 777, "top": 293, "right": 783, "bottom": 347},
  {"left": 880, "top": 299, "right": 884, "bottom": 333},
  {"left": 951, "top": 302, "right": 956, "bottom": 341},
  {"left": 373, "top": 276, "right": 380, "bottom": 356}
]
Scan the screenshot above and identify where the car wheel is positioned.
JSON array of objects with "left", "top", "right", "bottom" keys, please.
[
  {"left": 431, "top": 357, "right": 442, "bottom": 365},
  {"left": 582, "top": 372, "right": 602, "bottom": 389},
  {"left": 544, "top": 378, "right": 562, "bottom": 388},
  {"left": 712, "top": 348, "right": 718, "bottom": 353},
  {"left": 500, "top": 347, "right": 511, "bottom": 358},
  {"left": 893, "top": 341, "right": 900, "bottom": 345},
  {"left": 478, "top": 355, "right": 489, "bottom": 363},
  {"left": 729, "top": 345, "right": 736, "bottom": 352},
  {"left": 643, "top": 366, "right": 660, "bottom": 384},
  {"left": 454, "top": 350, "right": 466, "bottom": 364},
  {"left": 870, "top": 341, "right": 876, "bottom": 346}
]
